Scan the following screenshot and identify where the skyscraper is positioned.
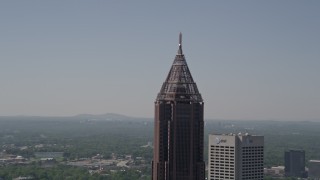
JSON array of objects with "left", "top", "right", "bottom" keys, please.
[
  {"left": 152, "top": 33, "right": 205, "bottom": 180},
  {"left": 284, "top": 150, "right": 307, "bottom": 178},
  {"left": 208, "top": 133, "right": 264, "bottom": 180}
]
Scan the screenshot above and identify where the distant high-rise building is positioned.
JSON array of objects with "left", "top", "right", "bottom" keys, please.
[
  {"left": 284, "top": 150, "right": 307, "bottom": 178},
  {"left": 309, "top": 160, "right": 320, "bottom": 179},
  {"left": 152, "top": 33, "right": 205, "bottom": 180},
  {"left": 208, "top": 133, "right": 264, "bottom": 180}
]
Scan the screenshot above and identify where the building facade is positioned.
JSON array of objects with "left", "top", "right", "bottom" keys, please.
[
  {"left": 152, "top": 33, "right": 205, "bottom": 180},
  {"left": 208, "top": 134, "right": 264, "bottom": 180},
  {"left": 284, "top": 150, "right": 307, "bottom": 178},
  {"left": 309, "top": 160, "right": 320, "bottom": 179}
]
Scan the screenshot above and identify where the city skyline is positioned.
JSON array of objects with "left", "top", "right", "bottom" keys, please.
[{"left": 0, "top": 1, "right": 320, "bottom": 120}]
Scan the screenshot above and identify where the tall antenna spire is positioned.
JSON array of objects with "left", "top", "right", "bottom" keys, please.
[{"left": 177, "top": 32, "right": 183, "bottom": 55}]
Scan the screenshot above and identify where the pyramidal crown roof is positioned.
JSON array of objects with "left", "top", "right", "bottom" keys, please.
[{"left": 157, "top": 33, "right": 203, "bottom": 102}]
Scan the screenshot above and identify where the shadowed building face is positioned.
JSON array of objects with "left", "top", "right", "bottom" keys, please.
[{"left": 152, "top": 33, "right": 205, "bottom": 180}]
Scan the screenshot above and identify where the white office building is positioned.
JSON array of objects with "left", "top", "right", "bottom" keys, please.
[{"left": 208, "top": 133, "right": 264, "bottom": 180}]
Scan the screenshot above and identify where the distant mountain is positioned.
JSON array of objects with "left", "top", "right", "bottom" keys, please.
[
  {"left": 73, "top": 113, "right": 152, "bottom": 121},
  {"left": 0, "top": 114, "right": 318, "bottom": 122},
  {"left": 0, "top": 113, "right": 152, "bottom": 122}
]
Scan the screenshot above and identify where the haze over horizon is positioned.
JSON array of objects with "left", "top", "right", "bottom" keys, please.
[{"left": 0, "top": 1, "right": 319, "bottom": 121}]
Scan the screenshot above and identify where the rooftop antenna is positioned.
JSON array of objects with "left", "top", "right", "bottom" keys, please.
[
  {"left": 178, "top": 32, "right": 183, "bottom": 55},
  {"left": 179, "top": 32, "right": 182, "bottom": 46}
]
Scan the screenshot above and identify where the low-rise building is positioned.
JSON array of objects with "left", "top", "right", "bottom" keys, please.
[{"left": 264, "top": 166, "right": 285, "bottom": 177}]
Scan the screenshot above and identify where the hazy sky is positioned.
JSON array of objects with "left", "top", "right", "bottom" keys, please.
[{"left": 0, "top": 1, "right": 319, "bottom": 120}]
